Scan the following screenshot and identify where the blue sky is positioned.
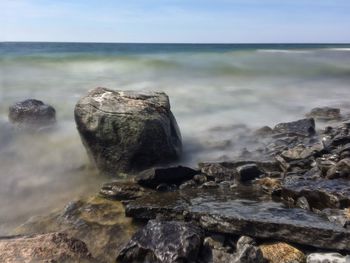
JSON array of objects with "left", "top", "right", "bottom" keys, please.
[{"left": 1, "top": 0, "right": 350, "bottom": 43}]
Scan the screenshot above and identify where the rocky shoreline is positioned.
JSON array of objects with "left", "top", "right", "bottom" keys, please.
[{"left": 1, "top": 88, "right": 350, "bottom": 262}]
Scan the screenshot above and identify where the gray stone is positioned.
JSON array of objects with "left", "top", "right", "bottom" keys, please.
[
  {"left": 117, "top": 220, "right": 204, "bottom": 263},
  {"left": 307, "top": 253, "right": 350, "bottom": 263},
  {"left": 273, "top": 118, "right": 315, "bottom": 137},
  {"left": 306, "top": 107, "right": 341, "bottom": 121},
  {"left": 9, "top": 99, "right": 56, "bottom": 128},
  {"left": 74, "top": 87, "right": 182, "bottom": 175}
]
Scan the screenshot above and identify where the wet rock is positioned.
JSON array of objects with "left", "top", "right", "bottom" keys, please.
[
  {"left": 326, "top": 158, "right": 350, "bottom": 179},
  {"left": 125, "top": 188, "right": 350, "bottom": 251},
  {"left": 306, "top": 107, "right": 341, "bottom": 121},
  {"left": 8, "top": 99, "right": 56, "bottom": 128},
  {"left": 203, "top": 235, "right": 226, "bottom": 251},
  {"left": 0, "top": 232, "right": 94, "bottom": 263},
  {"left": 117, "top": 220, "right": 204, "bottom": 263},
  {"left": 321, "top": 208, "right": 350, "bottom": 228},
  {"left": 136, "top": 166, "right": 198, "bottom": 189},
  {"left": 260, "top": 242, "right": 306, "bottom": 263},
  {"left": 296, "top": 196, "right": 311, "bottom": 210},
  {"left": 233, "top": 236, "right": 265, "bottom": 263},
  {"left": 15, "top": 196, "right": 138, "bottom": 262},
  {"left": 179, "top": 180, "right": 197, "bottom": 190},
  {"left": 307, "top": 253, "right": 350, "bottom": 263},
  {"left": 100, "top": 180, "right": 151, "bottom": 201},
  {"left": 256, "top": 177, "right": 282, "bottom": 193},
  {"left": 201, "top": 181, "right": 219, "bottom": 189},
  {"left": 255, "top": 126, "right": 273, "bottom": 137},
  {"left": 74, "top": 87, "right": 182, "bottom": 175},
  {"left": 281, "top": 177, "right": 350, "bottom": 209},
  {"left": 273, "top": 118, "right": 315, "bottom": 137},
  {"left": 236, "top": 164, "right": 263, "bottom": 182}
]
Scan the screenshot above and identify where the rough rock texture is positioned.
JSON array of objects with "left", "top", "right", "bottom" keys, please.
[
  {"left": 306, "top": 107, "right": 341, "bottom": 121},
  {"left": 307, "top": 253, "right": 350, "bottom": 263},
  {"left": 273, "top": 118, "right": 315, "bottom": 137},
  {"left": 100, "top": 180, "right": 151, "bottom": 201},
  {"left": 136, "top": 166, "right": 199, "bottom": 188},
  {"left": 281, "top": 177, "right": 350, "bottom": 209},
  {"left": 9, "top": 99, "right": 56, "bottom": 128},
  {"left": 0, "top": 232, "right": 94, "bottom": 263},
  {"left": 74, "top": 87, "right": 182, "bottom": 175},
  {"left": 260, "top": 242, "right": 306, "bottom": 263},
  {"left": 125, "top": 188, "right": 350, "bottom": 251},
  {"left": 233, "top": 236, "right": 265, "bottom": 263},
  {"left": 117, "top": 220, "right": 204, "bottom": 263},
  {"left": 14, "top": 196, "right": 138, "bottom": 262}
]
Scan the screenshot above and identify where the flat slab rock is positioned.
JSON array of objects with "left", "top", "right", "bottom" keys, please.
[{"left": 125, "top": 188, "right": 350, "bottom": 251}]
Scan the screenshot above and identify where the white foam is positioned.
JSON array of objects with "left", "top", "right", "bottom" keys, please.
[{"left": 257, "top": 49, "right": 311, "bottom": 54}]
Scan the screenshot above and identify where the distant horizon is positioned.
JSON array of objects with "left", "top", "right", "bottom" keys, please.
[
  {"left": 2, "top": 0, "right": 350, "bottom": 43},
  {"left": 2, "top": 41, "right": 350, "bottom": 45}
]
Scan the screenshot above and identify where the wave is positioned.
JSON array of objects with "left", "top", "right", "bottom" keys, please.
[{"left": 257, "top": 49, "right": 312, "bottom": 54}]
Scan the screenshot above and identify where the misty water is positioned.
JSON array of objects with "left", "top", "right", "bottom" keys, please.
[{"left": 1, "top": 43, "right": 350, "bottom": 234}]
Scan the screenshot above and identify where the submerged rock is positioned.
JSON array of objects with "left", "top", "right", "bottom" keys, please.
[
  {"left": 260, "top": 242, "right": 306, "bottom": 263},
  {"left": 306, "top": 107, "right": 341, "bottom": 122},
  {"left": 74, "top": 87, "right": 182, "bottom": 175},
  {"left": 100, "top": 180, "right": 151, "bottom": 201},
  {"left": 273, "top": 118, "right": 315, "bottom": 137},
  {"left": 117, "top": 220, "right": 204, "bottom": 263},
  {"left": 0, "top": 232, "right": 94, "bottom": 263},
  {"left": 136, "top": 166, "right": 199, "bottom": 189},
  {"left": 9, "top": 99, "right": 56, "bottom": 128},
  {"left": 14, "top": 196, "right": 138, "bottom": 262},
  {"left": 307, "top": 253, "right": 350, "bottom": 263}
]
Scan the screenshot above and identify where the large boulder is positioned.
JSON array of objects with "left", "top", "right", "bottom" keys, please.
[
  {"left": 74, "top": 87, "right": 182, "bottom": 175},
  {"left": 117, "top": 220, "right": 204, "bottom": 263},
  {"left": 9, "top": 99, "right": 56, "bottom": 128}
]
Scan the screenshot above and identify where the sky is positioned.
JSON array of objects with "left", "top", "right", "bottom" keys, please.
[{"left": 1, "top": 0, "right": 350, "bottom": 43}]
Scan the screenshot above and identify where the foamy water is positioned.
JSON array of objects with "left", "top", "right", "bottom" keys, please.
[{"left": 1, "top": 43, "right": 350, "bottom": 234}]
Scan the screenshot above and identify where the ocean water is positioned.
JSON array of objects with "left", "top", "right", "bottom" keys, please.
[{"left": 1, "top": 42, "right": 350, "bottom": 234}]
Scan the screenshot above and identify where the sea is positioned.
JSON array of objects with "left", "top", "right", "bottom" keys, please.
[{"left": 1, "top": 42, "right": 350, "bottom": 234}]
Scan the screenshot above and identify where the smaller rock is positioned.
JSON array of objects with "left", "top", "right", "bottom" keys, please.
[
  {"left": 255, "top": 126, "right": 273, "bottom": 137},
  {"left": 179, "top": 180, "right": 197, "bottom": 190},
  {"left": 117, "top": 220, "right": 204, "bottom": 263},
  {"left": 203, "top": 235, "right": 226, "bottom": 251},
  {"left": 9, "top": 99, "right": 56, "bottom": 128},
  {"left": 136, "top": 166, "right": 199, "bottom": 189},
  {"left": 100, "top": 180, "right": 149, "bottom": 201},
  {"left": 236, "top": 164, "right": 263, "bottom": 182},
  {"left": 296, "top": 196, "right": 311, "bottom": 210},
  {"left": 326, "top": 158, "right": 350, "bottom": 179},
  {"left": 260, "top": 242, "right": 306, "bottom": 263},
  {"left": 307, "top": 253, "right": 350, "bottom": 263},
  {"left": 234, "top": 236, "right": 265, "bottom": 263},
  {"left": 273, "top": 118, "right": 315, "bottom": 137},
  {"left": 306, "top": 107, "right": 341, "bottom": 121},
  {"left": 202, "top": 181, "right": 219, "bottom": 189}
]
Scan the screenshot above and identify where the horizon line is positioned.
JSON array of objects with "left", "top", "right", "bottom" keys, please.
[{"left": 1, "top": 41, "right": 350, "bottom": 45}]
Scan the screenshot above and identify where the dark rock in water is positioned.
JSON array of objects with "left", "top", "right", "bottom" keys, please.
[
  {"left": 74, "top": 87, "right": 182, "bottom": 175},
  {"left": 100, "top": 180, "right": 151, "bottom": 201},
  {"left": 230, "top": 236, "right": 264, "bottom": 263},
  {"left": 281, "top": 177, "right": 350, "bottom": 209},
  {"left": 14, "top": 196, "right": 138, "bottom": 262},
  {"left": 0, "top": 232, "right": 95, "bottom": 263},
  {"left": 125, "top": 188, "right": 350, "bottom": 251},
  {"left": 326, "top": 158, "right": 350, "bottom": 179},
  {"left": 273, "top": 118, "right": 315, "bottom": 137},
  {"left": 136, "top": 166, "right": 199, "bottom": 189},
  {"left": 236, "top": 164, "right": 263, "bottom": 182},
  {"left": 117, "top": 220, "right": 204, "bottom": 263},
  {"left": 255, "top": 126, "right": 273, "bottom": 137},
  {"left": 8, "top": 99, "right": 56, "bottom": 128},
  {"left": 306, "top": 107, "right": 341, "bottom": 121}
]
